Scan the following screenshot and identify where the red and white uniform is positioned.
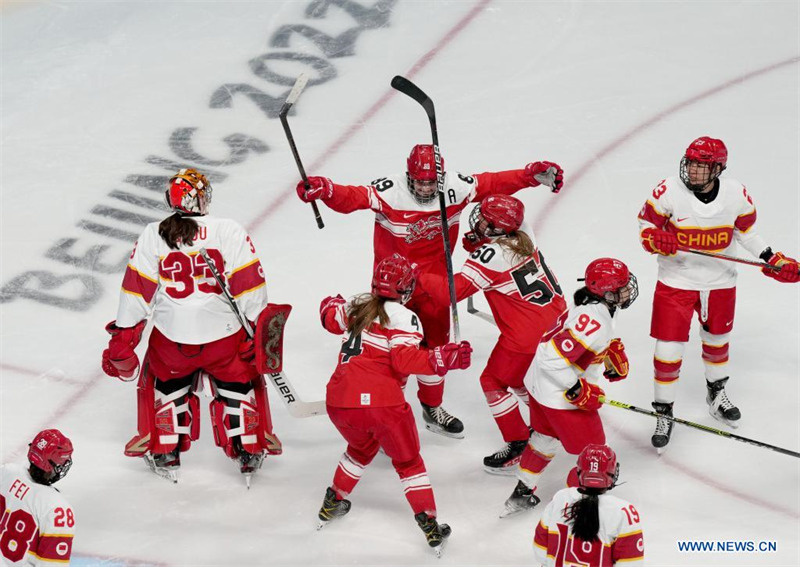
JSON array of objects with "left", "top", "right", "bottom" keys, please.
[
  {"left": 518, "top": 302, "right": 616, "bottom": 489},
  {"left": 0, "top": 464, "right": 74, "bottom": 566},
  {"left": 533, "top": 487, "right": 644, "bottom": 566},
  {"left": 420, "top": 225, "right": 567, "bottom": 442},
  {"left": 117, "top": 215, "right": 268, "bottom": 344},
  {"left": 637, "top": 176, "right": 767, "bottom": 399},
  {"left": 321, "top": 170, "right": 535, "bottom": 406},
  {"left": 638, "top": 176, "right": 767, "bottom": 290},
  {"left": 322, "top": 298, "right": 440, "bottom": 516}
]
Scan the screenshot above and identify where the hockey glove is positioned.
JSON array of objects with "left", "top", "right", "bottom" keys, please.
[
  {"left": 603, "top": 338, "right": 628, "bottom": 382},
  {"left": 102, "top": 320, "right": 146, "bottom": 380},
  {"left": 525, "top": 161, "right": 564, "bottom": 193},
  {"left": 428, "top": 341, "right": 472, "bottom": 376},
  {"left": 319, "top": 294, "right": 347, "bottom": 334},
  {"left": 762, "top": 250, "right": 800, "bottom": 283},
  {"left": 296, "top": 176, "right": 334, "bottom": 202},
  {"left": 564, "top": 378, "right": 605, "bottom": 411},
  {"left": 462, "top": 231, "right": 488, "bottom": 253},
  {"left": 641, "top": 227, "right": 678, "bottom": 256}
]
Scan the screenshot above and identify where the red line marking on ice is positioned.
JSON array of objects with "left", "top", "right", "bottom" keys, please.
[
  {"left": 0, "top": 363, "right": 85, "bottom": 386},
  {"left": 533, "top": 55, "right": 800, "bottom": 230},
  {"left": 247, "top": 0, "right": 493, "bottom": 234}
]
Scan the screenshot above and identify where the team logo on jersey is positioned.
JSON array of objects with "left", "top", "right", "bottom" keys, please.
[
  {"left": 674, "top": 226, "right": 733, "bottom": 251},
  {"left": 405, "top": 216, "right": 442, "bottom": 244}
]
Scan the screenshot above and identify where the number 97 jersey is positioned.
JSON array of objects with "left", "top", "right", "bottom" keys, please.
[{"left": 0, "top": 463, "right": 75, "bottom": 566}]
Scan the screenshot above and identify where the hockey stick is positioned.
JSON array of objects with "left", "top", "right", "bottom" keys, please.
[
  {"left": 466, "top": 296, "right": 495, "bottom": 325},
  {"left": 280, "top": 73, "right": 324, "bottom": 229},
  {"left": 677, "top": 246, "right": 786, "bottom": 271},
  {"left": 391, "top": 75, "right": 460, "bottom": 341},
  {"left": 600, "top": 396, "right": 799, "bottom": 459},
  {"left": 199, "top": 248, "right": 326, "bottom": 418}
]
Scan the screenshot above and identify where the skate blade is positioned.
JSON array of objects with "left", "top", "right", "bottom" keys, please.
[
  {"left": 708, "top": 407, "right": 740, "bottom": 429},
  {"left": 499, "top": 503, "right": 526, "bottom": 519},
  {"left": 143, "top": 456, "right": 179, "bottom": 483},
  {"left": 483, "top": 463, "right": 519, "bottom": 476},
  {"left": 432, "top": 540, "right": 447, "bottom": 558},
  {"left": 424, "top": 423, "right": 465, "bottom": 440},
  {"left": 244, "top": 473, "right": 253, "bottom": 489}
]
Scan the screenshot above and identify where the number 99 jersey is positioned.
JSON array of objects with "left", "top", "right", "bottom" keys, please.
[
  {"left": 115, "top": 216, "right": 268, "bottom": 344},
  {"left": 0, "top": 463, "right": 74, "bottom": 566}
]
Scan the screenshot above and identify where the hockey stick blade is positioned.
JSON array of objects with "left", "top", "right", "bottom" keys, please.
[
  {"left": 279, "top": 72, "right": 310, "bottom": 118},
  {"left": 391, "top": 75, "right": 435, "bottom": 119},
  {"left": 467, "top": 296, "right": 496, "bottom": 325}
]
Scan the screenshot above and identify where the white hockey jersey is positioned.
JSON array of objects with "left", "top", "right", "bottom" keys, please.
[
  {"left": 638, "top": 176, "right": 768, "bottom": 290},
  {"left": 525, "top": 302, "right": 616, "bottom": 410},
  {"left": 0, "top": 464, "right": 74, "bottom": 566},
  {"left": 115, "top": 215, "right": 268, "bottom": 344},
  {"left": 534, "top": 487, "right": 644, "bottom": 566}
]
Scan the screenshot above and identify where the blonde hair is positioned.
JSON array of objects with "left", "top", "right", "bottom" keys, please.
[
  {"left": 346, "top": 293, "right": 390, "bottom": 337},
  {"left": 496, "top": 230, "right": 535, "bottom": 263}
]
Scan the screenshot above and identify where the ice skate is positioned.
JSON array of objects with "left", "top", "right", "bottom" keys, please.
[
  {"left": 143, "top": 449, "right": 180, "bottom": 483},
  {"left": 414, "top": 512, "right": 451, "bottom": 557},
  {"left": 238, "top": 449, "right": 265, "bottom": 489},
  {"left": 317, "top": 487, "right": 351, "bottom": 530},
  {"left": 483, "top": 439, "right": 527, "bottom": 475},
  {"left": 651, "top": 402, "right": 674, "bottom": 454},
  {"left": 421, "top": 403, "right": 465, "bottom": 439},
  {"left": 706, "top": 377, "right": 740, "bottom": 428},
  {"left": 500, "top": 480, "right": 540, "bottom": 518}
]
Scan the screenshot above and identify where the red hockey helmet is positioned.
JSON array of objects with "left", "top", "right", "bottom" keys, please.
[
  {"left": 576, "top": 444, "right": 619, "bottom": 490},
  {"left": 679, "top": 136, "right": 727, "bottom": 191},
  {"left": 165, "top": 168, "right": 212, "bottom": 215},
  {"left": 28, "top": 429, "right": 73, "bottom": 484},
  {"left": 584, "top": 258, "right": 638, "bottom": 309},
  {"left": 372, "top": 253, "right": 416, "bottom": 303},
  {"left": 406, "top": 144, "right": 443, "bottom": 204},
  {"left": 469, "top": 194, "right": 525, "bottom": 238}
]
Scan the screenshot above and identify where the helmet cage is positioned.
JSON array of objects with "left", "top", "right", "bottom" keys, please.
[
  {"left": 584, "top": 258, "right": 638, "bottom": 309},
  {"left": 406, "top": 145, "right": 442, "bottom": 205},
  {"left": 469, "top": 195, "right": 524, "bottom": 237},
  {"left": 679, "top": 137, "right": 727, "bottom": 192},
  {"left": 165, "top": 168, "right": 212, "bottom": 215},
  {"left": 372, "top": 254, "right": 416, "bottom": 304},
  {"left": 603, "top": 272, "right": 639, "bottom": 310}
]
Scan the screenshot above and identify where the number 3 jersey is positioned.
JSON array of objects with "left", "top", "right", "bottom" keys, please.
[
  {"left": 0, "top": 464, "right": 74, "bottom": 566},
  {"left": 534, "top": 487, "right": 644, "bottom": 566},
  {"left": 526, "top": 301, "right": 616, "bottom": 411},
  {"left": 322, "top": 299, "right": 435, "bottom": 408},
  {"left": 115, "top": 215, "right": 268, "bottom": 344}
]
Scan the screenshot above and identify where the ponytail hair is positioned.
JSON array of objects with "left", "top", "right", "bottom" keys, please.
[
  {"left": 573, "top": 286, "right": 602, "bottom": 307},
  {"left": 159, "top": 213, "right": 199, "bottom": 250},
  {"left": 565, "top": 488, "right": 605, "bottom": 542},
  {"left": 346, "top": 293, "right": 390, "bottom": 337},
  {"left": 496, "top": 230, "right": 535, "bottom": 263}
]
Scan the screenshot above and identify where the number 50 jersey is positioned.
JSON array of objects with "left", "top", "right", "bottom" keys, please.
[
  {"left": 115, "top": 215, "right": 268, "bottom": 344},
  {"left": 0, "top": 463, "right": 75, "bottom": 566}
]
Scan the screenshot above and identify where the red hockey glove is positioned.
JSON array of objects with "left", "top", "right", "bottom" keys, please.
[
  {"left": 102, "top": 320, "right": 146, "bottom": 380},
  {"left": 428, "top": 341, "right": 472, "bottom": 376},
  {"left": 641, "top": 227, "right": 678, "bottom": 256},
  {"left": 462, "top": 231, "right": 488, "bottom": 253},
  {"left": 319, "top": 294, "right": 347, "bottom": 334},
  {"left": 603, "top": 338, "right": 628, "bottom": 382},
  {"left": 296, "top": 176, "right": 334, "bottom": 203},
  {"left": 564, "top": 378, "right": 605, "bottom": 411},
  {"left": 763, "top": 251, "right": 800, "bottom": 283},
  {"left": 525, "top": 161, "right": 564, "bottom": 193}
]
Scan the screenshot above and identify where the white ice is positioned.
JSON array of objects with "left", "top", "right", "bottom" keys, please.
[{"left": 1, "top": 1, "right": 798, "bottom": 566}]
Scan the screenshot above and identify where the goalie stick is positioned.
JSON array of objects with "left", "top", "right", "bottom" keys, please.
[
  {"left": 198, "top": 248, "right": 326, "bottom": 418},
  {"left": 391, "top": 75, "right": 461, "bottom": 342},
  {"left": 600, "top": 396, "right": 799, "bottom": 459},
  {"left": 280, "top": 73, "right": 324, "bottom": 229}
]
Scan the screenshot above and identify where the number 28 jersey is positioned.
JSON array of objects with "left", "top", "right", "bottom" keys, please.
[
  {"left": 534, "top": 487, "right": 644, "bottom": 566},
  {"left": 0, "top": 464, "right": 74, "bottom": 566},
  {"left": 115, "top": 215, "right": 268, "bottom": 344}
]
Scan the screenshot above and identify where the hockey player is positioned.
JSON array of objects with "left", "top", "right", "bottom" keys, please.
[
  {"left": 101, "top": 168, "right": 281, "bottom": 483},
  {"left": 638, "top": 136, "right": 800, "bottom": 449},
  {"left": 315, "top": 254, "right": 472, "bottom": 556},
  {"left": 0, "top": 429, "right": 75, "bottom": 566},
  {"left": 502, "top": 258, "right": 637, "bottom": 516},
  {"left": 417, "top": 195, "right": 568, "bottom": 474},
  {"left": 297, "top": 144, "right": 563, "bottom": 438},
  {"left": 533, "top": 444, "right": 644, "bottom": 566}
]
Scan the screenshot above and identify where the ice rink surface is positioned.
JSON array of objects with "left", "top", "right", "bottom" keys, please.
[{"left": 1, "top": 1, "right": 798, "bottom": 565}]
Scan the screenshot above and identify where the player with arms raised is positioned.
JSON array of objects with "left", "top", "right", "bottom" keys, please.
[
  {"left": 0, "top": 429, "right": 75, "bottom": 566},
  {"left": 533, "top": 444, "right": 644, "bottom": 566},
  {"left": 102, "top": 168, "right": 281, "bottom": 483},
  {"left": 418, "top": 194, "right": 568, "bottom": 473},
  {"left": 502, "top": 258, "right": 637, "bottom": 516},
  {"left": 297, "top": 144, "right": 563, "bottom": 438},
  {"left": 638, "top": 137, "right": 800, "bottom": 449}
]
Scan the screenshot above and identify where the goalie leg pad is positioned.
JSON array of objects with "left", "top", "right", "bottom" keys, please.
[{"left": 210, "top": 379, "right": 282, "bottom": 458}]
